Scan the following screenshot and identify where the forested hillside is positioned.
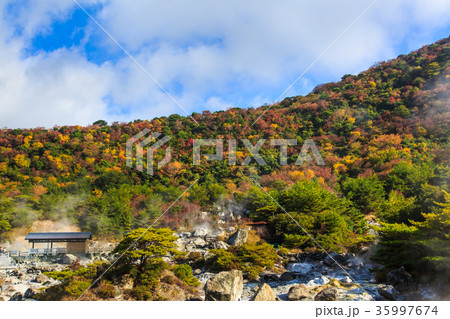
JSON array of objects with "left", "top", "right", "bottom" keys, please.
[{"left": 0, "top": 37, "right": 449, "bottom": 289}]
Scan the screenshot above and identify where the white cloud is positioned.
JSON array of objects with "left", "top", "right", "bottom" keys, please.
[{"left": 0, "top": 0, "right": 449, "bottom": 128}]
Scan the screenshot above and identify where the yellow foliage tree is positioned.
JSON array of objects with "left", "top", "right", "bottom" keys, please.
[{"left": 14, "top": 154, "right": 30, "bottom": 168}]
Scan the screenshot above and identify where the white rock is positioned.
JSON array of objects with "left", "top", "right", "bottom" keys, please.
[
  {"left": 205, "top": 270, "right": 244, "bottom": 301},
  {"left": 210, "top": 227, "right": 225, "bottom": 238},
  {"left": 339, "top": 276, "right": 353, "bottom": 283},
  {"left": 191, "top": 237, "right": 207, "bottom": 248},
  {"left": 228, "top": 229, "right": 248, "bottom": 246},
  {"left": 192, "top": 227, "right": 209, "bottom": 238},
  {"left": 306, "top": 276, "right": 330, "bottom": 287},
  {"left": 287, "top": 263, "right": 312, "bottom": 274}
]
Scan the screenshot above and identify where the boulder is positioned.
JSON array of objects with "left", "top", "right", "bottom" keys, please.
[
  {"left": 157, "top": 282, "right": 187, "bottom": 301},
  {"left": 209, "top": 227, "right": 226, "bottom": 239},
  {"left": 323, "top": 252, "right": 347, "bottom": 267},
  {"left": 218, "top": 211, "right": 235, "bottom": 221},
  {"left": 323, "top": 252, "right": 338, "bottom": 267},
  {"left": 192, "top": 227, "right": 209, "bottom": 238},
  {"left": 387, "top": 267, "right": 418, "bottom": 293},
  {"left": 306, "top": 275, "right": 330, "bottom": 287},
  {"left": 287, "top": 284, "right": 310, "bottom": 300},
  {"left": 24, "top": 288, "right": 39, "bottom": 299},
  {"left": 61, "top": 254, "right": 78, "bottom": 264},
  {"left": 339, "top": 276, "right": 352, "bottom": 284},
  {"left": 194, "top": 269, "right": 202, "bottom": 275},
  {"left": 188, "top": 296, "right": 204, "bottom": 301},
  {"left": 213, "top": 227, "right": 225, "bottom": 236},
  {"left": 328, "top": 278, "right": 358, "bottom": 290},
  {"left": 191, "top": 237, "right": 207, "bottom": 248},
  {"left": 205, "top": 270, "right": 244, "bottom": 301},
  {"left": 34, "top": 274, "right": 48, "bottom": 283},
  {"left": 228, "top": 229, "right": 248, "bottom": 246},
  {"left": 314, "top": 287, "right": 338, "bottom": 301},
  {"left": 176, "top": 238, "right": 187, "bottom": 251},
  {"left": 251, "top": 283, "right": 276, "bottom": 301},
  {"left": 261, "top": 273, "right": 280, "bottom": 282},
  {"left": 9, "top": 292, "right": 23, "bottom": 301},
  {"left": 287, "top": 262, "right": 313, "bottom": 274},
  {"left": 377, "top": 284, "right": 399, "bottom": 301},
  {"left": 279, "top": 272, "right": 294, "bottom": 282}
]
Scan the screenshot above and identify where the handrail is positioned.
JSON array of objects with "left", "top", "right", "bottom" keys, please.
[{"left": 0, "top": 246, "right": 113, "bottom": 257}]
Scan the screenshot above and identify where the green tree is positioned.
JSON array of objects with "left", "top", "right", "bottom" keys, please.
[
  {"left": 113, "top": 228, "right": 179, "bottom": 270},
  {"left": 412, "top": 191, "right": 450, "bottom": 239},
  {"left": 207, "top": 242, "right": 278, "bottom": 280},
  {"left": 93, "top": 120, "right": 108, "bottom": 127},
  {"left": 172, "top": 264, "right": 200, "bottom": 287},
  {"left": 424, "top": 62, "right": 441, "bottom": 78},
  {"left": 0, "top": 197, "right": 13, "bottom": 234},
  {"left": 248, "top": 180, "right": 368, "bottom": 251},
  {"left": 375, "top": 192, "right": 450, "bottom": 292},
  {"left": 341, "top": 176, "right": 386, "bottom": 214},
  {"left": 392, "top": 105, "right": 410, "bottom": 118},
  {"left": 385, "top": 162, "right": 435, "bottom": 197},
  {"left": 378, "top": 190, "right": 415, "bottom": 224},
  {"left": 188, "top": 182, "right": 226, "bottom": 206},
  {"left": 247, "top": 187, "right": 278, "bottom": 221},
  {"left": 94, "top": 170, "right": 132, "bottom": 191}
]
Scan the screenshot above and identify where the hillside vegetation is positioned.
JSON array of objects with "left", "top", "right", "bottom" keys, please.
[{"left": 0, "top": 37, "right": 449, "bottom": 291}]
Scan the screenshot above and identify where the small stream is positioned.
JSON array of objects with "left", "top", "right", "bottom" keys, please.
[
  {"left": 195, "top": 251, "right": 438, "bottom": 301},
  {"left": 195, "top": 254, "right": 382, "bottom": 301},
  {"left": 241, "top": 258, "right": 379, "bottom": 301}
]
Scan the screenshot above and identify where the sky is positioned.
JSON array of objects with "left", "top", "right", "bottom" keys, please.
[{"left": 0, "top": 0, "right": 449, "bottom": 128}]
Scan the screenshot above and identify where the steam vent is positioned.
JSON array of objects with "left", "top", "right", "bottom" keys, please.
[{"left": 25, "top": 232, "right": 92, "bottom": 255}]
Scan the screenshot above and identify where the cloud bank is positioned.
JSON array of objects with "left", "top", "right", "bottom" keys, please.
[{"left": 0, "top": 0, "right": 449, "bottom": 128}]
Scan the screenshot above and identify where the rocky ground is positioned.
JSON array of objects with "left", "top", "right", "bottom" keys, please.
[
  {"left": 0, "top": 253, "right": 111, "bottom": 301},
  {"left": 0, "top": 226, "right": 439, "bottom": 301},
  {"left": 0, "top": 257, "right": 63, "bottom": 301},
  {"left": 176, "top": 226, "right": 438, "bottom": 301}
]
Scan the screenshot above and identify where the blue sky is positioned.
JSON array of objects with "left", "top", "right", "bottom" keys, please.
[
  {"left": 0, "top": 0, "right": 449, "bottom": 128},
  {"left": 30, "top": 8, "right": 89, "bottom": 55}
]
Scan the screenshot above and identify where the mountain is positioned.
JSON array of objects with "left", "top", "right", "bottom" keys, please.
[{"left": 0, "top": 36, "right": 449, "bottom": 291}]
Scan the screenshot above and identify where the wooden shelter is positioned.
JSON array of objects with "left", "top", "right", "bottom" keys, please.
[{"left": 25, "top": 232, "right": 92, "bottom": 255}]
